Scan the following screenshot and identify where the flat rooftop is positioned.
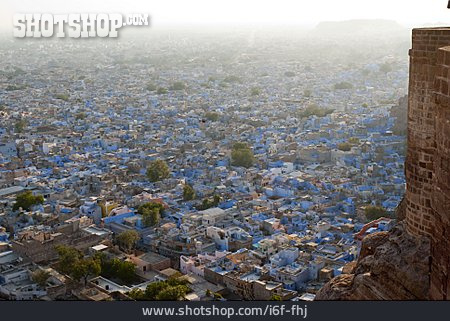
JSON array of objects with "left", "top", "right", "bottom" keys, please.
[
  {"left": 140, "top": 251, "right": 169, "bottom": 264},
  {"left": 0, "top": 186, "right": 25, "bottom": 197}
]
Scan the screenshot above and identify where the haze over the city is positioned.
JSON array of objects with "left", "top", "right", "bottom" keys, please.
[
  {"left": 0, "top": 0, "right": 449, "bottom": 306},
  {"left": 0, "top": 0, "right": 449, "bottom": 32}
]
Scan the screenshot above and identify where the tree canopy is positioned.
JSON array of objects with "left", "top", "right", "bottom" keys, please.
[
  {"left": 75, "top": 112, "right": 87, "bottom": 120},
  {"left": 270, "top": 294, "right": 282, "bottom": 301},
  {"left": 13, "top": 191, "right": 44, "bottom": 211},
  {"left": 183, "top": 184, "right": 196, "bottom": 201},
  {"left": 137, "top": 202, "right": 165, "bottom": 227},
  {"left": 156, "top": 87, "right": 168, "bottom": 94},
  {"left": 55, "top": 246, "right": 137, "bottom": 285},
  {"left": 94, "top": 252, "right": 137, "bottom": 284},
  {"left": 348, "top": 137, "right": 360, "bottom": 144},
  {"left": 55, "top": 245, "right": 83, "bottom": 274},
  {"left": 334, "top": 82, "right": 354, "bottom": 90},
  {"left": 204, "top": 112, "right": 220, "bottom": 122},
  {"left": 55, "top": 93, "right": 69, "bottom": 101},
  {"left": 146, "top": 82, "right": 157, "bottom": 91},
  {"left": 298, "top": 104, "right": 334, "bottom": 119},
  {"left": 196, "top": 195, "right": 221, "bottom": 211},
  {"left": 116, "top": 230, "right": 140, "bottom": 253},
  {"left": 146, "top": 159, "right": 170, "bottom": 182},
  {"left": 170, "top": 81, "right": 186, "bottom": 91},
  {"left": 72, "top": 258, "right": 101, "bottom": 285},
  {"left": 55, "top": 245, "right": 100, "bottom": 285},
  {"left": 250, "top": 87, "right": 261, "bottom": 96},
  {"left": 31, "top": 270, "right": 51, "bottom": 287},
  {"left": 128, "top": 278, "right": 190, "bottom": 301},
  {"left": 231, "top": 142, "right": 254, "bottom": 168},
  {"left": 14, "top": 119, "right": 27, "bottom": 133},
  {"left": 337, "top": 142, "right": 352, "bottom": 152},
  {"left": 364, "top": 206, "right": 389, "bottom": 221}
]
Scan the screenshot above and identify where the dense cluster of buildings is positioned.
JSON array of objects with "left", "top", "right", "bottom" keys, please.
[{"left": 0, "top": 30, "right": 407, "bottom": 300}]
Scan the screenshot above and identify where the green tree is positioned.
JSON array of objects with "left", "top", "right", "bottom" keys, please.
[
  {"left": 250, "top": 87, "right": 260, "bottom": 96},
  {"left": 146, "top": 159, "right": 170, "bottom": 182},
  {"left": 128, "top": 278, "right": 190, "bottom": 301},
  {"left": 183, "top": 184, "right": 196, "bottom": 201},
  {"left": 116, "top": 230, "right": 140, "bottom": 253},
  {"left": 55, "top": 245, "right": 83, "bottom": 275},
  {"left": 72, "top": 258, "right": 101, "bottom": 285},
  {"left": 270, "top": 294, "right": 282, "bottom": 301},
  {"left": 198, "top": 199, "right": 211, "bottom": 210},
  {"left": 96, "top": 255, "right": 138, "bottom": 284},
  {"left": 231, "top": 142, "right": 254, "bottom": 168},
  {"left": 337, "top": 142, "right": 352, "bottom": 152},
  {"left": 157, "top": 87, "right": 168, "bottom": 94},
  {"left": 146, "top": 82, "right": 157, "bottom": 91},
  {"left": 56, "top": 246, "right": 102, "bottom": 286},
  {"left": 142, "top": 208, "right": 160, "bottom": 227},
  {"left": 156, "top": 284, "right": 189, "bottom": 300},
  {"left": 204, "top": 112, "right": 220, "bottom": 122},
  {"left": 213, "top": 195, "right": 221, "bottom": 205},
  {"left": 31, "top": 270, "right": 51, "bottom": 287},
  {"left": 348, "top": 137, "right": 360, "bottom": 144},
  {"left": 14, "top": 119, "right": 27, "bottom": 133},
  {"left": 364, "top": 206, "right": 389, "bottom": 221},
  {"left": 232, "top": 142, "right": 248, "bottom": 150},
  {"left": 145, "top": 280, "right": 167, "bottom": 299},
  {"left": 115, "top": 260, "right": 137, "bottom": 283},
  {"left": 137, "top": 202, "right": 165, "bottom": 215},
  {"left": 196, "top": 195, "right": 221, "bottom": 211},
  {"left": 75, "top": 112, "right": 87, "bottom": 120},
  {"left": 334, "top": 82, "right": 353, "bottom": 90},
  {"left": 128, "top": 288, "right": 146, "bottom": 300},
  {"left": 298, "top": 104, "right": 333, "bottom": 118},
  {"left": 170, "top": 81, "right": 186, "bottom": 91},
  {"left": 12, "top": 191, "right": 44, "bottom": 211},
  {"left": 55, "top": 93, "right": 69, "bottom": 101},
  {"left": 137, "top": 202, "right": 164, "bottom": 227}
]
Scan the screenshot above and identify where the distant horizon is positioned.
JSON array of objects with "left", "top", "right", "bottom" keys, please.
[
  {"left": 1, "top": 18, "right": 450, "bottom": 37},
  {"left": 0, "top": 0, "right": 449, "bottom": 32}
]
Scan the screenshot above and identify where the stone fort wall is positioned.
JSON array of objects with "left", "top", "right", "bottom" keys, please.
[{"left": 406, "top": 28, "right": 450, "bottom": 300}]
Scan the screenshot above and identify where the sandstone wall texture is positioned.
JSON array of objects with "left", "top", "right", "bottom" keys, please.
[
  {"left": 406, "top": 28, "right": 450, "bottom": 300},
  {"left": 405, "top": 28, "right": 450, "bottom": 237},
  {"left": 430, "top": 45, "right": 450, "bottom": 300}
]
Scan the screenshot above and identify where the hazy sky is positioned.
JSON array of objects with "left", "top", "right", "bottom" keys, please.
[{"left": 1, "top": 0, "right": 449, "bottom": 30}]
